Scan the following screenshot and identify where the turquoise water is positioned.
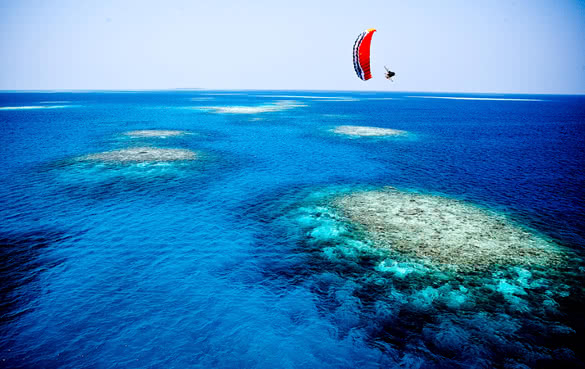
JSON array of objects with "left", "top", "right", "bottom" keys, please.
[{"left": 1, "top": 91, "right": 584, "bottom": 368}]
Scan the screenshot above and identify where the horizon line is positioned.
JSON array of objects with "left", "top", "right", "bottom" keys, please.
[{"left": 0, "top": 88, "right": 584, "bottom": 96}]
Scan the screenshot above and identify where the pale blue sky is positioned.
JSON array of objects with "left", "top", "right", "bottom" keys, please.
[{"left": 1, "top": 0, "right": 584, "bottom": 93}]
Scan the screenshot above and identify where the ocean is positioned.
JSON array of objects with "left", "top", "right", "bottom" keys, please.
[{"left": 1, "top": 91, "right": 584, "bottom": 368}]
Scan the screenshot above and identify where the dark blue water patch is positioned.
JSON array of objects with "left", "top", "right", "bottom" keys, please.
[
  {"left": 0, "top": 230, "right": 67, "bottom": 324},
  {"left": 0, "top": 230, "right": 69, "bottom": 368}
]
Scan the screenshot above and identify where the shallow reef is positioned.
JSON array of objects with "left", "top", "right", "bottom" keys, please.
[
  {"left": 199, "top": 100, "right": 306, "bottom": 114},
  {"left": 333, "top": 187, "right": 563, "bottom": 272},
  {"left": 332, "top": 125, "right": 407, "bottom": 137},
  {"left": 122, "top": 130, "right": 190, "bottom": 138},
  {"left": 0, "top": 105, "right": 71, "bottom": 110},
  {"left": 279, "top": 186, "right": 584, "bottom": 368},
  {"left": 79, "top": 147, "right": 197, "bottom": 163}
]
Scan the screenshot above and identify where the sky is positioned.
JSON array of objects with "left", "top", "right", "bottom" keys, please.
[{"left": 1, "top": 0, "right": 584, "bottom": 93}]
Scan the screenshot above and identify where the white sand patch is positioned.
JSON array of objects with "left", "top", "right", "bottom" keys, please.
[
  {"left": 333, "top": 188, "right": 563, "bottom": 272},
  {"left": 123, "top": 130, "right": 189, "bottom": 138},
  {"left": 79, "top": 147, "right": 197, "bottom": 163},
  {"left": 332, "top": 125, "right": 407, "bottom": 137},
  {"left": 407, "top": 96, "right": 545, "bottom": 102}
]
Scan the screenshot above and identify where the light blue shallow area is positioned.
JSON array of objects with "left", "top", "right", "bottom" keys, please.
[{"left": 1, "top": 91, "right": 584, "bottom": 368}]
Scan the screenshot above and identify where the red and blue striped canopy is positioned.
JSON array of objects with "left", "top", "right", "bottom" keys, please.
[{"left": 353, "top": 28, "right": 376, "bottom": 81}]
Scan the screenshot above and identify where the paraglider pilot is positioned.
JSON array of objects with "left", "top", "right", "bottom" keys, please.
[{"left": 384, "top": 66, "right": 395, "bottom": 81}]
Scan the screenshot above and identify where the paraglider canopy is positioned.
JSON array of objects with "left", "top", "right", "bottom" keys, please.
[
  {"left": 353, "top": 28, "right": 376, "bottom": 81},
  {"left": 353, "top": 29, "right": 396, "bottom": 82}
]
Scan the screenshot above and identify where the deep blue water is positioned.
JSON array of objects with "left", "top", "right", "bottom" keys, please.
[{"left": 0, "top": 91, "right": 584, "bottom": 368}]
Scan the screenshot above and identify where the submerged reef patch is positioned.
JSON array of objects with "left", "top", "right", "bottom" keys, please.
[
  {"left": 333, "top": 188, "right": 562, "bottom": 272},
  {"left": 332, "top": 125, "right": 407, "bottom": 137},
  {"left": 199, "top": 100, "right": 306, "bottom": 114},
  {"left": 78, "top": 147, "right": 197, "bottom": 163},
  {"left": 275, "top": 186, "right": 584, "bottom": 367},
  {"left": 122, "top": 130, "right": 190, "bottom": 138},
  {"left": 252, "top": 95, "right": 360, "bottom": 102},
  {"left": 0, "top": 105, "right": 72, "bottom": 110}
]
